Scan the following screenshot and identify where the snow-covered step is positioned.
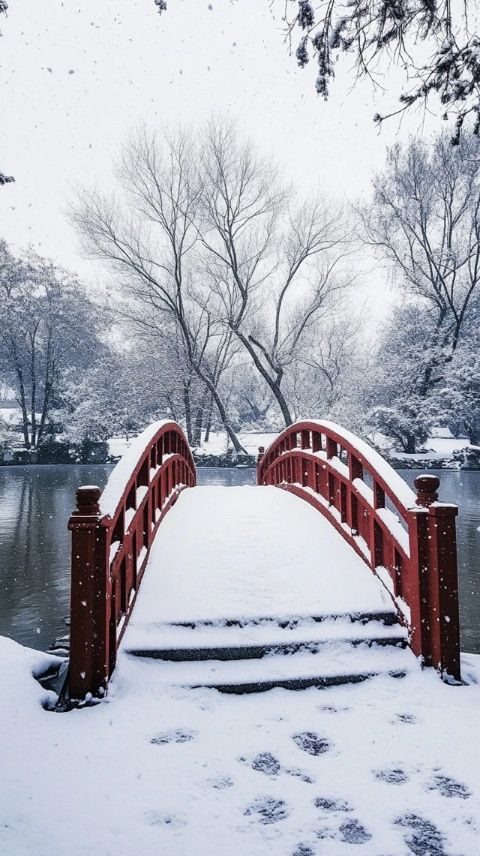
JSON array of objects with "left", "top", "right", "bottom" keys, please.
[
  {"left": 153, "top": 607, "right": 399, "bottom": 629},
  {"left": 125, "top": 618, "right": 407, "bottom": 661},
  {"left": 123, "top": 642, "right": 415, "bottom": 693}
]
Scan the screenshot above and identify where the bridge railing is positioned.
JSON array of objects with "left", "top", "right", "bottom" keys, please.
[
  {"left": 68, "top": 420, "right": 196, "bottom": 699},
  {"left": 257, "top": 420, "right": 460, "bottom": 681}
]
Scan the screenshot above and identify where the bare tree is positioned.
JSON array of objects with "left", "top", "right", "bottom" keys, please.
[
  {"left": 292, "top": 307, "right": 363, "bottom": 418},
  {"left": 198, "top": 120, "right": 350, "bottom": 426},
  {"left": 361, "top": 132, "right": 480, "bottom": 398},
  {"left": 72, "top": 127, "right": 247, "bottom": 453}
]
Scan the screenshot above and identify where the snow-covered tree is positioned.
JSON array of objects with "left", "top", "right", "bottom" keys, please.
[
  {"left": 0, "top": 241, "right": 104, "bottom": 447},
  {"left": 72, "top": 127, "right": 247, "bottom": 453},
  {"left": 285, "top": 1, "right": 480, "bottom": 140},
  {"left": 73, "top": 121, "right": 352, "bottom": 435},
  {"left": 154, "top": 1, "right": 480, "bottom": 140},
  {"left": 362, "top": 133, "right": 480, "bottom": 399},
  {"left": 198, "top": 119, "right": 351, "bottom": 426},
  {"left": 363, "top": 303, "right": 440, "bottom": 453},
  {"left": 439, "top": 338, "right": 480, "bottom": 445}
]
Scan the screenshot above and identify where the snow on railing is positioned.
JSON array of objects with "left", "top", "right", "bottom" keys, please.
[
  {"left": 68, "top": 420, "right": 196, "bottom": 700},
  {"left": 257, "top": 420, "right": 461, "bottom": 682}
]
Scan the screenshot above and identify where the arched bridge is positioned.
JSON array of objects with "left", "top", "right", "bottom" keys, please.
[{"left": 67, "top": 420, "right": 461, "bottom": 701}]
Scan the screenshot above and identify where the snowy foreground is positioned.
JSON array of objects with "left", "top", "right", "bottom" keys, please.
[
  {"left": 2, "top": 487, "right": 480, "bottom": 855},
  {"left": 2, "top": 639, "right": 480, "bottom": 856}
]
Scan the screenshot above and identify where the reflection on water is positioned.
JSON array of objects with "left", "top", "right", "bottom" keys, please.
[
  {"left": 0, "top": 465, "right": 478, "bottom": 653},
  {"left": 196, "top": 466, "right": 256, "bottom": 487},
  {"left": 0, "top": 465, "right": 112, "bottom": 651}
]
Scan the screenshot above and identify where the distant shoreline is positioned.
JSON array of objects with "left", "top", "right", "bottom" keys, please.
[{"left": 0, "top": 454, "right": 477, "bottom": 471}]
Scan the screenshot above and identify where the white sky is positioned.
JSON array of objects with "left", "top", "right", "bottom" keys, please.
[{"left": 0, "top": 0, "right": 435, "bottom": 296}]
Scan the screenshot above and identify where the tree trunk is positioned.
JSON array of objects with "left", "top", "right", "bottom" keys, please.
[
  {"left": 183, "top": 383, "right": 193, "bottom": 444},
  {"left": 234, "top": 329, "right": 293, "bottom": 426},
  {"left": 193, "top": 364, "right": 246, "bottom": 454},
  {"left": 37, "top": 380, "right": 54, "bottom": 445},
  {"left": 466, "top": 423, "right": 480, "bottom": 446},
  {"left": 204, "top": 394, "right": 214, "bottom": 443},
  {"left": 192, "top": 404, "right": 204, "bottom": 447},
  {"left": 15, "top": 366, "right": 30, "bottom": 448},
  {"left": 403, "top": 433, "right": 416, "bottom": 454}
]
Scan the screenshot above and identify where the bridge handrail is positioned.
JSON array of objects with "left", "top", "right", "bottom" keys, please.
[
  {"left": 257, "top": 419, "right": 461, "bottom": 681},
  {"left": 68, "top": 420, "right": 196, "bottom": 699}
]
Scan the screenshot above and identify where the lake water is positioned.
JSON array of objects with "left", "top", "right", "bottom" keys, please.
[{"left": 0, "top": 465, "right": 478, "bottom": 653}]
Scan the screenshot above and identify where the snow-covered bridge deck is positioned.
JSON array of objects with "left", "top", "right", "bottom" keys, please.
[
  {"left": 121, "top": 486, "right": 413, "bottom": 691},
  {"left": 125, "top": 486, "right": 394, "bottom": 627}
]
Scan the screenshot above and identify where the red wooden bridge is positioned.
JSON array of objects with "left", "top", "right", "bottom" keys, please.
[{"left": 67, "top": 420, "right": 461, "bottom": 701}]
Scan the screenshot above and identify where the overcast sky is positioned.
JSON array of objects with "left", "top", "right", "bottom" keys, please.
[{"left": 1, "top": 0, "right": 435, "bottom": 291}]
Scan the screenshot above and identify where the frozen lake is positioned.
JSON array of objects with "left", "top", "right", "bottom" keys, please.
[{"left": 0, "top": 465, "right": 479, "bottom": 653}]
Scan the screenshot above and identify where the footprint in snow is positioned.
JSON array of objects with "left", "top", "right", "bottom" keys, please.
[
  {"left": 284, "top": 766, "right": 315, "bottom": 784},
  {"left": 339, "top": 818, "right": 372, "bottom": 845},
  {"left": 240, "top": 752, "right": 313, "bottom": 782},
  {"left": 375, "top": 767, "right": 410, "bottom": 785},
  {"left": 150, "top": 727, "right": 197, "bottom": 745},
  {"left": 292, "top": 845, "right": 315, "bottom": 856},
  {"left": 145, "top": 810, "right": 187, "bottom": 829},
  {"left": 244, "top": 752, "right": 281, "bottom": 776},
  {"left": 208, "top": 775, "right": 234, "bottom": 790},
  {"left": 393, "top": 712, "right": 418, "bottom": 725},
  {"left": 315, "top": 824, "right": 339, "bottom": 841},
  {"left": 244, "top": 796, "right": 289, "bottom": 825},
  {"left": 315, "top": 796, "right": 352, "bottom": 813},
  {"left": 292, "top": 731, "right": 332, "bottom": 756},
  {"left": 318, "top": 704, "right": 350, "bottom": 714},
  {"left": 395, "top": 813, "right": 448, "bottom": 856},
  {"left": 426, "top": 774, "right": 471, "bottom": 799}
]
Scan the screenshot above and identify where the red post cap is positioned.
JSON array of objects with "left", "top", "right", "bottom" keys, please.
[
  {"left": 414, "top": 474, "right": 440, "bottom": 507},
  {"left": 75, "top": 485, "right": 101, "bottom": 515}
]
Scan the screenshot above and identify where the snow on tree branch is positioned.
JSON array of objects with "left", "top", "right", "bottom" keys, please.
[{"left": 285, "top": 0, "right": 480, "bottom": 141}]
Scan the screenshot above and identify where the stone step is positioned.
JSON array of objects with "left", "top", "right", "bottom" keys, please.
[
  {"left": 161, "top": 609, "right": 399, "bottom": 630},
  {"left": 125, "top": 618, "right": 407, "bottom": 662},
  {"left": 124, "top": 640, "right": 416, "bottom": 694}
]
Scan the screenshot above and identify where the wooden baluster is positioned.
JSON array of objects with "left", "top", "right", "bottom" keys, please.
[
  {"left": 368, "top": 479, "right": 384, "bottom": 568},
  {"left": 257, "top": 446, "right": 265, "bottom": 484}
]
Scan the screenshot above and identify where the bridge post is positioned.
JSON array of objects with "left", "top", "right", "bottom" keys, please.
[
  {"left": 406, "top": 505, "right": 432, "bottom": 665},
  {"left": 257, "top": 447, "right": 265, "bottom": 484},
  {"left": 414, "top": 475, "right": 461, "bottom": 682},
  {"left": 68, "top": 486, "right": 112, "bottom": 699}
]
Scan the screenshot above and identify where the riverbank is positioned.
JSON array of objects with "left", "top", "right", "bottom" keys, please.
[{"left": 1, "top": 433, "right": 478, "bottom": 470}]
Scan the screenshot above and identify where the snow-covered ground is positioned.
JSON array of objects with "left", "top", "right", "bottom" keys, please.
[
  {"left": 1, "top": 635, "right": 480, "bottom": 856},
  {"left": 108, "top": 430, "right": 474, "bottom": 464},
  {"left": 392, "top": 438, "right": 471, "bottom": 463},
  {"left": 108, "top": 431, "right": 279, "bottom": 460},
  {"left": 195, "top": 431, "right": 279, "bottom": 457}
]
